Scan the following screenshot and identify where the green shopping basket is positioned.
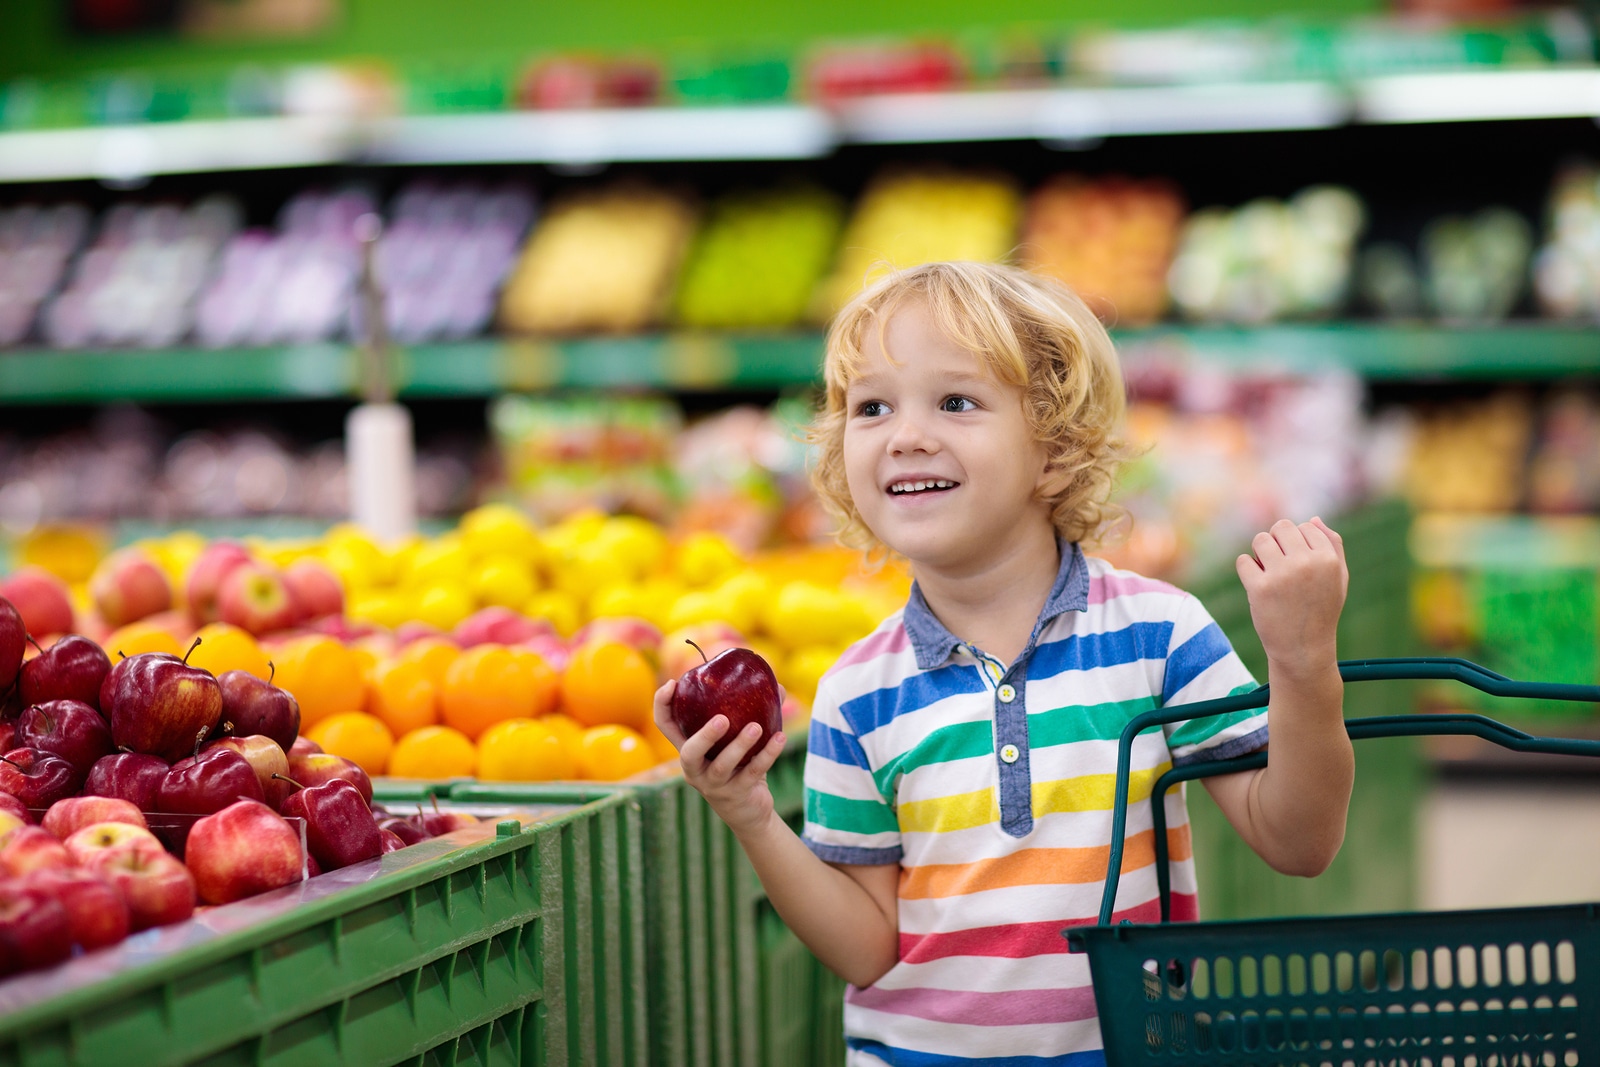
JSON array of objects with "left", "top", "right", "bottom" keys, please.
[{"left": 1065, "top": 657, "right": 1600, "bottom": 1066}]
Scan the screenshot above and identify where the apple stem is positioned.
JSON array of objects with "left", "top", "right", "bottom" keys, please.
[
  {"left": 116, "top": 650, "right": 126, "bottom": 661},
  {"left": 267, "top": 662, "right": 276, "bottom": 686},
  {"left": 0, "top": 757, "right": 17, "bottom": 770},
  {"left": 271, "top": 773, "right": 306, "bottom": 791},
  {"left": 193, "top": 725, "right": 210, "bottom": 759},
  {"left": 686, "top": 639, "right": 708, "bottom": 665},
  {"left": 24, "top": 635, "right": 41, "bottom": 654},
  {"left": 182, "top": 636, "right": 202, "bottom": 666},
  {"left": 431, "top": 796, "right": 441, "bottom": 813}
]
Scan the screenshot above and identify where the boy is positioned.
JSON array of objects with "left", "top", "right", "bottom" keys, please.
[{"left": 652, "top": 261, "right": 1353, "bottom": 1065}]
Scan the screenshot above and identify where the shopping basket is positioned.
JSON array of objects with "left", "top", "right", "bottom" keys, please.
[{"left": 1065, "top": 657, "right": 1600, "bottom": 1066}]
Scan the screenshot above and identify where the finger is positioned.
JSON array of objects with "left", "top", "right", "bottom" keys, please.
[
  {"left": 1270, "top": 517, "right": 1311, "bottom": 555},
  {"left": 1311, "top": 516, "right": 1346, "bottom": 565},
  {"left": 679, "top": 715, "right": 729, "bottom": 768},
  {"left": 652, "top": 680, "right": 687, "bottom": 748},
  {"left": 1235, "top": 553, "right": 1263, "bottom": 590},
  {"left": 705, "top": 721, "right": 765, "bottom": 780},
  {"left": 737, "top": 730, "right": 788, "bottom": 779},
  {"left": 1252, "top": 529, "right": 1284, "bottom": 563}
]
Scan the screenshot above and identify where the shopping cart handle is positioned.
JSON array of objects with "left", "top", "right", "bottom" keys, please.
[{"left": 1083, "top": 657, "right": 1600, "bottom": 932}]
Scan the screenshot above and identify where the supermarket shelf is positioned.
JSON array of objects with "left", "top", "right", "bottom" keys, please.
[
  {"left": 2, "top": 68, "right": 1599, "bottom": 182},
  {"left": 0, "top": 325, "right": 1594, "bottom": 403}
]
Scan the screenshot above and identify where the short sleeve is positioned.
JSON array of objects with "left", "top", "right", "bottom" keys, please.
[
  {"left": 1160, "top": 593, "right": 1268, "bottom": 766},
  {"left": 801, "top": 672, "right": 903, "bottom": 866}
]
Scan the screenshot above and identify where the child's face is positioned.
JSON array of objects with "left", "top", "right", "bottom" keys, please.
[{"left": 842, "top": 300, "right": 1053, "bottom": 573}]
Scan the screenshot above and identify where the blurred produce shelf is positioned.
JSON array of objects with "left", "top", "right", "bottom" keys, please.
[
  {"left": 2, "top": 68, "right": 1598, "bottom": 182},
  {"left": 2, "top": 324, "right": 1595, "bottom": 404}
]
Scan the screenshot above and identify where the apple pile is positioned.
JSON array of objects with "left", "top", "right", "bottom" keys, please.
[{"left": 0, "top": 594, "right": 478, "bottom": 980}]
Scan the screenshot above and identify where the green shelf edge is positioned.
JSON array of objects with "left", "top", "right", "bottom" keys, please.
[{"left": 0, "top": 324, "right": 1594, "bottom": 404}]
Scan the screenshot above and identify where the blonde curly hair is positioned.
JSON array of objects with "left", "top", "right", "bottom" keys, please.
[{"left": 808, "top": 261, "right": 1132, "bottom": 553}]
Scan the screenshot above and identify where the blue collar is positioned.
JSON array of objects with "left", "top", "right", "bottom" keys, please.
[{"left": 901, "top": 540, "right": 1090, "bottom": 672}]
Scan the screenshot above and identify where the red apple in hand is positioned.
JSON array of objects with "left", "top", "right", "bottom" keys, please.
[
  {"left": 85, "top": 844, "right": 196, "bottom": 931},
  {"left": 0, "top": 597, "right": 25, "bottom": 695},
  {"left": 185, "top": 799, "right": 305, "bottom": 905},
  {"left": 102, "top": 647, "right": 223, "bottom": 764},
  {"left": 89, "top": 549, "right": 172, "bottom": 629},
  {"left": 285, "top": 753, "right": 372, "bottom": 806},
  {"left": 42, "top": 796, "right": 146, "bottom": 840},
  {"left": 185, "top": 542, "right": 251, "bottom": 625},
  {"left": 0, "top": 747, "right": 80, "bottom": 808},
  {"left": 17, "top": 699, "right": 113, "bottom": 776},
  {"left": 217, "top": 565, "right": 297, "bottom": 636},
  {"left": 0, "top": 826, "right": 72, "bottom": 877},
  {"left": 205, "top": 736, "right": 291, "bottom": 808},
  {"left": 669, "top": 641, "right": 782, "bottom": 768},
  {"left": 0, "top": 880, "right": 71, "bottom": 975},
  {"left": 64, "top": 821, "right": 163, "bottom": 865},
  {"left": 0, "top": 569, "right": 74, "bottom": 642},
  {"left": 83, "top": 752, "right": 169, "bottom": 811},
  {"left": 23, "top": 868, "right": 130, "bottom": 951},
  {"left": 20, "top": 635, "right": 111, "bottom": 710},
  {"left": 216, "top": 670, "right": 300, "bottom": 752}
]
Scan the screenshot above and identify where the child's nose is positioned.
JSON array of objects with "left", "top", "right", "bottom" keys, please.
[{"left": 887, "top": 412, "right": 938, "bottom": 454}]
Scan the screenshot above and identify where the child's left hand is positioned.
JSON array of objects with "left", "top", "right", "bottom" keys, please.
[{"left": 1235, "top": 516, "right": 1348, "bottom": 679}]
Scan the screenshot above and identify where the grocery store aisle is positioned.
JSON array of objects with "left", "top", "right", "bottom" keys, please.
[{"left": 1419, "top": 781, "right": 1600, "bottom": 910}]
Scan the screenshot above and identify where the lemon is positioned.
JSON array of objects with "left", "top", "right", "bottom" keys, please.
[
  {"left": 412, "top": 583, "right": 476, "bottom": 631},
  {"left": 348, "top": 590, "right": 412, "bottom": 630},
  {"left": 473, "top": 554, "right": 538, "bottom": 609},
  {"left": 404, "top": 536, "right": 473, "bottom": 589},
  {"left": 784, "top": 645, "right": 844, "bottom": 706},
  {"left": 675, "top": 531, "right": 744, "bottom": 587},
  {"left": 589, "top": 583, "right": 651, "bottom": 621},
  {"left": 665, "top": 590, "right": 729, "bottom": 633},
  {"left": 525, "top": 589, "right": 583, "bottom": 637},
  {"left": 596, "top": 516, "right": 668, "bottom": 580},
  {"left": 460, "top": 503, "right": 544, "bottom": 563},
  {"left": 763, "top": 581, "right": 872, "bottom": 650}
]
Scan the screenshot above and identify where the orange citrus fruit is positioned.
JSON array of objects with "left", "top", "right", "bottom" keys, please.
[
  {"left": 273, "top": 635, "right": 368, "bottom": 730},
  {"left": 576, "top": 724, "right": 659, "bottom": 781},
  {"left": 186, "top": 622, "right": 272, "bottom": 680},
  {"left": 307, "top": 711, "right": 395, "bottom": 775},
  {"left": 640, "top": 717, "right": 681, "bottom": 763},
  {"left": 395, "top": 637, "right": 460, "bottom": 688},
  {"left": 477, "top": 718, "right": 578, "bottom": 781},
  {"left": 540, "top": 713, "right": 586, "bottom": 758},
  {"left": 366, "top": 659, "right": 439, "bottom": 737},
  {"left": 560, "top": 641, "right": 656, "bottom": 731},
  {"left": 388, "top": 725, "right": 477, "bottom": 778},
  {"left": 102, "top": 620, "right": 184, "bottom": 659},
  {"left": 439, "top": 645, "right": 560, "bottom": 740}
]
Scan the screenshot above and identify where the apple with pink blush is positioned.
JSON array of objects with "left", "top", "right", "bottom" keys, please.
[
  {"left": 0, "top": 880, "right": 72, "bottom": 975},
  {"left": 0, "top": 794, "right": 30, "bottom": 826},
  {"left": 101, "top": 648, "right": 223, "bottom": 764},
  {"left": 185, "top": 541, "right": 252, "bottom": 625},
  {"left": 0, "top": 747, "right": 80, "bottom": 808},
  {"left": 0, "top": 569, "right": 74, "bottom": 640},
  {"left": 89, "top": 549, "right": 172, "bottom": 629},
  {"left": 454, "top": 607, "right": 552, "bottom": 648},
  {"left": 16, "top": 699, "right": 113, "bottom": 776},
  {"left": 217, "top": 564, "right": 298, "bottom": 636},
  {"left": 185, "top": 799, "right": 305, "bottom": 905},
  {"left": 285, "top": 752, "right": 372, "bottom": 806},
  {"left": 575, "top": 616, "right": 661, "bottom": 666},
  {"left": 23, "top": 868, "right": 130, "bottom": 951},
  {"left": 282, "top": 558, "right": 344, "bottom": 622},
  {"left": 20, "top": 634, "right": 112, "bottom": 710},
  {"left": 83, "top": 752, "right": 169, "bottom": 812},
  {"left": 41, "top": 796, "right": 146, "bottom": 840},
  {"left": 63, "top": 821, "right": 163, "bottom": 864},
  {"left": 393, "top": 622, "right": 449, "bottom": 648},
  {"left": 0, "top": 826, "right": 73, "bottom": 877},
  {"left": 85, "top": 844, "right": 196, "bottom": 931},
  {"left": 217, "top": 669, "right": 301, "bottom": 753},
  {"left": 205, "top": 735, "right": 292, "bottom": 807}
]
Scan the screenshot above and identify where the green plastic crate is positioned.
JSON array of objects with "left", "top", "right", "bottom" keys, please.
[{"left": 0, "top": 793, "right": 647, "bottom": 1067}]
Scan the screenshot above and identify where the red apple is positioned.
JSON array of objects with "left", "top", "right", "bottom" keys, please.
[
  {"left": 217, "top": 564, "right": 297, "bottom": 637},
  {"left": 520, "top": 633, "right": 571, "bottom": 673},
  {"left": 84, "top": 845, "right": 196, "bottom": 931},
  {"left": 20, "top": 635, "right": 112, "bottom": 710},
  {"left": 659, "top": 623, "right": 744, "bottom": 681},
  {"left": 282, "top": 559, "right": 344, "bottom": 622},
  {"left": 285, "top": 752, "right": 372, "bottom": 806},
  {"left": 185, "top": 542, "right": 252, "bottom": 625},
  {"left": 63, "top": 821, "right": 163, "bottom": 865},
  {"left": 205, "top": 735, "right": 291, "bottom": 807},
  {"left": 393, "top": 622, "right": 449, "bottom": 648},
  {"left": 89, "top": 550, "right": 172, "bottom": 629},
  {"left": 41, "top": 796, "right": 146, "bottom": 841},
  {"left": 0, "top": 596, "right": 25, "bottom": 695},
  {"left": 0, "top": 723, "right": 14, "bottom": 755},
  {"left": 574, "top": 616, "right": 661, "bottom": 666},
  {"left": 278, "top": 778, "right": 379, "bottom": 871},
  {"left": 377, "top": 828, "right": 406, "bottom": 854},
  {"left": 0, "top": 826, "right": 72, "bottom": 877},
  {"left": 377, "top": 815, "right": 427, "bottom": 845},
  {"left": 0, "top": 747, "right": 80, "bottom": 808},
  {"left": 0, "top": 879, "right": 71, "bottom": 975},
  {"left": 216, "top": 670, "right": 300, "bottom": 752},
  {"left": 16, "top": 699, "right": 113, "bottom": 775},
  {"left": 156, "top": 746, "right": 266, "bottom": 817},
  {"left": 669, "top": 642, "right": 782, "bottom": 769},
  {"left": 288, "top": 737, "right": 321, "bottom": 760},
  {"left": 82, "top": 752, "right": 169, "bottom": 811},
  {"left": 102, "top": 649, "right": 224, "bottom": 764},
  {"left": 0, "top": 793, "right": 29, "bottom": 826},
  {"left": 0, "top": 569, "right": 74, "bottom": 641},
  {"left": 185, "top": 799, "right": 305, "bottom": 905},
  {"left": 22, "top": 868, "right": 130, "bottom": 951},
  {"left": 454, "top": 607, "right": 552, "bottom": 648}
]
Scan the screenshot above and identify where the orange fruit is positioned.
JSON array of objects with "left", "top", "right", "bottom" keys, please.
[
  {"left": 366, "top": 659, "right": 439, "bottom": 737},
  {"left": 540, "top": 713, "right": 586, "bottom": 758},
  {"left": 560, "top": 641, "right": 656, "bottom": 731},
  {"left": 186, "top": 622, "right": 272, "bottom": 680},
  {"left": 477, "top": 718, "right": 577, "bottom": 781},
  {"left": 273, "top": 635, "right": 368, "bottom": 730},
  {"left": 307, "top": 711, "right": 395, "bottom": 775},
  {"left": 388, "top": 725, "right": 477, "bottom": 779},
  {"left": 102, "top": 620, "right": 184, "bottom": 659},
  {"left": 640, "top": 717, "right": 680, "bottom": 763},
  {"left": 439, "top": 645, "right": 560, "bottom": 740},
  {"left": 577, "top": 724, "right": 658, "bottom": 782},
  {"left": 396, "top": 637, "right": 460, "bottom": 688}
]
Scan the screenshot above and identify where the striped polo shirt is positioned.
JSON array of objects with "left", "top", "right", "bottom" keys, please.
[{"left": 802, "top": 542, "right": 1267, "bottom": 1066}]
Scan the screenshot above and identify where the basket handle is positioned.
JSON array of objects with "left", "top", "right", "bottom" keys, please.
[{"left": 1090, "top": 657, "right": 1600, "bottom": 929}]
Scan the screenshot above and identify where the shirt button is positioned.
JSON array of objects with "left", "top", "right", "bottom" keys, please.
[
  {"left": 997, "top": 684, "right": 1016, "bottom": 703},
  {"left": 1000, "top": 744, "right": 1020, "bottom": 764}
]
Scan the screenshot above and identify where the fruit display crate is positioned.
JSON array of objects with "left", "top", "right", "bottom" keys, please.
[
  {"left": 451, "top": 738, "right": 846, "bottom": 1067},
  {"left": 0, "top": 793, "right": 647, "bottom": 1067}
]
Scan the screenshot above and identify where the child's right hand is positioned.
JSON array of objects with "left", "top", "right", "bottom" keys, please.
[{"left": 652, "top": 678, "right": 788, "bottom": 840}]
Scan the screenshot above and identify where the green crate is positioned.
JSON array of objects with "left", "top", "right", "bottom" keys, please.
[
  {"left": 0, "top": 793, "right": 647, "bottom": 1067},
  {"left": 452, "top": 738, "right": 827, "bottom": 1067},
  {"left": 1180, "top": 499, "right": 1425, "bottom": 921}
]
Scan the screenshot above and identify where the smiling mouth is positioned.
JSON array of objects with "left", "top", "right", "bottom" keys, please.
[{"left": 888, "top": 480, "right": 959, "bottom": 496}]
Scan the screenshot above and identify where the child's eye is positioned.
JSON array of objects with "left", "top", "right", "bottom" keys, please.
[
  {"left": 941, "top": 396, "right": 977, "bottom": 413},
  {"left": 855, "top": 400, "right": 887, "bottom": 418}
]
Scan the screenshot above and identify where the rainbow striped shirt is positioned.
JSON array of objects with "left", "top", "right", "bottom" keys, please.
[{"left": 802, "top": 543, "right": 1266, "bottom": 1066}]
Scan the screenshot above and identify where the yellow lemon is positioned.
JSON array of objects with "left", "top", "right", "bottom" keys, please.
[
  {"left": 473, "top": 554, "right": 538, "bottom": 609},
  {"left": 460, "top": 503, "right": 543, "bottom": 563},
  {"left": 675, "top": 531, "right": 744, "bottom": 588},
  {"left": 783, "top": 645, "right": 843, "bottom": 706},
  {"left": 665, "top": 590, "right": 730, "bottom": 633},
  {"left": 411, "top": 583, "right": 476, "bottom": 631},
  {"left": 588, "top": 583, "right": 651, "bottom": 621},
  {"left": 348, "top": 590, "right": 412, "bottom": 630},
  {"left": 323, "top": 535, "right": 385, "bottom": 591},
  {"left": 596, "top": 516, "right": 668, "bottom": 580},
  {"left": 524, "top": 589, "right": 582, "bottom": 637},
  {"left": 404, "top": 537, "right": 472, "bottom": 589},
  {"left": 630, "top": 578, "right": 687, "bottom": 631},
  {"left": 548, "top": 543, "right": 621, "bottom": 604},
  {"left": 762, "top": 581, "right": 870, "bottom": 650}
]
